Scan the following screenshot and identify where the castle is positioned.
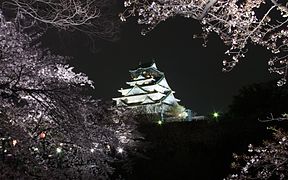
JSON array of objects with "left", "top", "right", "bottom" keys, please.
[{"left": 112, "top": 62, "right": 180, "bottom": 115}]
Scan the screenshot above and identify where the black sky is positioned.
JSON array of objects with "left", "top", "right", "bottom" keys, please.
[{"left": 43, "top": 15, "right": 275, "bottom": 115}]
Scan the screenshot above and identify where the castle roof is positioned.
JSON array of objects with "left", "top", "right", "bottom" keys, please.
[{"left": 137, "top": 61, "right": 157, "bottom": 69}]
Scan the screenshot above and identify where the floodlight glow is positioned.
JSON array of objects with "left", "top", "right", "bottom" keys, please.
[
  {"left": 12, "top": 139, "right": 17, "bottom": 146},
  {"left": 213, "top": 112, "right": 219, "bottom": 118},
  {"left": 157, "top": 120, "right": 163, "bottom": 125},
  {"left": 117, "top": 147, "right": 124, "bottom": 154},
  {"left": 56, "top": 147, "right": 62, "bottom": 153}
]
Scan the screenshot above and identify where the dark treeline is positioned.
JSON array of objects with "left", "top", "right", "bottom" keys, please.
[
  {"left": 124, "top": 119, "right": 287, "bottom": 180},
  {"left": 122, "top": 80, "right": 288, "bottom": 179}
]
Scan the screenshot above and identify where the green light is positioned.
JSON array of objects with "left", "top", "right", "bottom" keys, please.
[
  {"left": 213, "top": 112, "right": 219, "bottom": 118},
  {"left": 157, "top": 120, "right": 163, "bottom": 125}
]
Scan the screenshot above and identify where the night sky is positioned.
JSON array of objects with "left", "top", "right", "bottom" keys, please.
[{"left": 43, "top": 15, "right": 275, "bottom": 115}]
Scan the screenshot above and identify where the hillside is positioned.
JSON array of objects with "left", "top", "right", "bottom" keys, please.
[{"left": 125, "top": 119, "right": 287, "bottom": 180}]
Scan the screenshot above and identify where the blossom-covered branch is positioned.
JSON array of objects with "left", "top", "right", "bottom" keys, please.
[
  {"left": 121, "top": 0, "right": 288, "bottom": 86},
  {"left": 226, "top": 128, "right": 288, "bottom": 179}
]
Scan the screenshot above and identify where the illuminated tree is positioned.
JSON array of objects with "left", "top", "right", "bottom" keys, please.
[
  {"left": 0, "top": 12, "right": 139, "bottom": 179},
  {"left": 1, "top": 0, "right": 119, "bottom": 39},
  {"left": 165, "top": 104, "right": 188, "bottom": 120},
  {"left": 226, "top": 127, "right": 288, "bottom": 180},
  {"left": 121, "top": 0, "right": 288, "bottom": 86}
]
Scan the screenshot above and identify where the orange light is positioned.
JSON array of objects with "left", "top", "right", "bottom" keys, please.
[{"left": 39, "top": 132, "right": 46, "bottom": 139}]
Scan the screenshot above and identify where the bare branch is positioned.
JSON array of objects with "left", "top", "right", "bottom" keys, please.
[
  {"left": 258, "top": 113, "right": 288, "bottom": 122},
  {"left": 2, "top": 0, "right": 119, "bottom": 39},
  {"left": 198, "top": 0, "right": 218, "bottom": 20}
]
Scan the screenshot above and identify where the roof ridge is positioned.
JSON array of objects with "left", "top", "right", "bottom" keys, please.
[{"left": 125, "top": 85, "right": 147, "bottom": 96}]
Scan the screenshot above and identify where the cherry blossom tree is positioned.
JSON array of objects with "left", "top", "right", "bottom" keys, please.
[
  {"left": 165, "top": 104, "right": 188, "bottom": 120},
  {"left": 1, "top": 0, "right": 119, "bottom": 39},
  {"left": 226, "top": 127, "right": 288, "bottom": 180},
  {"left": 0, "top": 11, "right": 140, "bottom": 179},
  {"left": 121, "top": 0, "right": 288, "bottom": 86}
]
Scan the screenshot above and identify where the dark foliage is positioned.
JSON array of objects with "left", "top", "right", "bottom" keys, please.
[
  {"left": 226, "top": 80, "right": 288, "bottom": 121},
  {"left": 124, "top": 80, "right": 288, "bottom": 179},
  {"left": 123, "top": 118, "right": 288, "bottom": 180}
]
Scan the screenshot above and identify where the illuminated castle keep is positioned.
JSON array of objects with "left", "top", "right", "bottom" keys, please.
[{"left": 113, "top": 62, "right": 180, "bottom": 114}]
